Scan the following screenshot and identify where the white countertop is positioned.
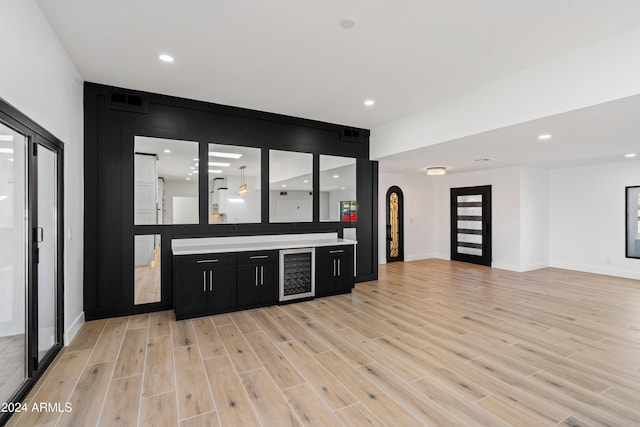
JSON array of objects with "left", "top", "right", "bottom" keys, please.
[{"left": 172, "top": 232, "right": 357, "bottom": 256}]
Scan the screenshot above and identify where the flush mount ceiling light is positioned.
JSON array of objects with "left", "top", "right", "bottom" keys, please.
[
  {"left": 163, "top": 149, "right": 171, "bottom": 153},
  {"left": 625, "top": 153, "right": 637, "bottom": 158},
  {"left": 209, "top": 151, "right": 242, "bottom": 159},
  {"left": 209, "top": 162, "right": 231, "bottom": 167},
  {"left": 364, "top": 99, "right": 375, "bottom": 107},
  {"left": 238, "top": 166, "right": 247, "bottom": 196},
  {"left": 538, "top": 134, "right": 552, "bottom": 140},
  {"left": 426, "top": 167, "right": 446, "bottom": 176},
  {"left": 159, "top": 54, "right": 174, "bottom": 63},
  {"left": 339, "top": 18, "right": 356, "bottom": 29},
  {"left": 333, "top": 175, "right": 339, "bottom": 178}
]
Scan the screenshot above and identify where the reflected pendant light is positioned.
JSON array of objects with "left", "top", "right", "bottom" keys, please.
[{"left": 239, "top": 165, "right": 247, "bottom": 196}]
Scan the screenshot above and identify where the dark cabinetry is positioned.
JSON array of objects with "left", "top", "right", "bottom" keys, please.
[
  {"left": 173, "top": 254, "right": 237, "bottom": 320},
  {"left": 315, "top": 246, "right": 354, "bottom": 297},
  {"left": 237, "top": 251, "right": 278, "bottom": 307}
]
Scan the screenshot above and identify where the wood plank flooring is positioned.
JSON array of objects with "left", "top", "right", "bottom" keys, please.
[{"left": 7, "top": 259, "right": 640, "bottom": 426}]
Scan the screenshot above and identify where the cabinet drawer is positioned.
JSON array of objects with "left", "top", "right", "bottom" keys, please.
[
  {"left": 315, "top": 245, "right": 353, "bottom": 259},
  {"left": 237, "top": 250, "right": 278, "bottom": 265},
  {"left": 175, "top": 253, "right": 236, "bottom": 268}
]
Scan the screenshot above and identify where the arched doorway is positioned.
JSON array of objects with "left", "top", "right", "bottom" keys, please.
[{"left": 385, "top": 186, "right": 404, "bottom": 262}]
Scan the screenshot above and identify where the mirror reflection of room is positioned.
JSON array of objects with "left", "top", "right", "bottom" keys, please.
[
  {"left": 319, "top": 155, "right": 356, "bottom": 222},
  {"left": 134, "top": 234, "right": 161, "bottom": 305},
  {"left": 269, "top": 150, "right": 313, "bottom": 222},
  {"left": 134, "top": 136, "right": 199, "bottom": 225},
  {"left": 208, "top": 144, "right": 261, "bottom": 224}
]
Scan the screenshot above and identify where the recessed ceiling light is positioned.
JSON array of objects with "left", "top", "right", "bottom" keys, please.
[
  {"left": 159, "top": 54, "right": 174, "bottom": 63},
  {"left": 208, "top": 169, "right": 222, "bottom": 174},
  {"left": 186, "top": 177, "right": 190, "bottom": 181},
  {"left": 188, "top": 173, "right": 192, "bottom": 176},
  {"left": 0, "top": 135, "right": 14, "bottom": 141},
  {"left": 192, "top": 170, "right": 198, "bottom": 174},
  {"left": 163, "top": 149, "right": 171, "bottom": 153},
  {"left": 341, "top": 187, "right": 346, "bottom": 190},
  {"left": 209, "top": 162, "right": 231, "bottom": 167},
  {"left": 209, "top": 151, "right": 242, "bottom": 159},
  {"left": 190, "top": 166, "right": 195, "bottom": 170},
  {"left": 625, "top": 153, "right": 636, "bottom": 158},
  {"left": 0, "top": 148, "right": 14, "bottom": 154},
  {"left": 339, "top": 18, "right": 356, "bottom": 29},
  {"left": 0, "top": 195, "right": 7, "bottom": 201},
  {"left": 228, "top": 198, "right": 245, "bottom": 203},
  {"left": 333, "top": 175, "right": 339, "bottom": 178},
  {"left": 8, "top": 158, "right": 14, "bottom": 162},
  {"left": 538, "top": 134, "right": 552, "bottom": 140},
  {"left": 303, "top": 180, "right": 309, "bottom": 183},
  {"left": 364, "top": 99, "right": 375, "bottom": 107},
  {"left": 282, "top": 184, "right": 287, "bottom": 188}
]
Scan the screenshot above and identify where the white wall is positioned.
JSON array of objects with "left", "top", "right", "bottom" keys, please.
[
  {"left": 372, "top": 25, "right": 640, "bottom": 160},
  {"left": 550, "top": 160, "right": 640, "bottom": 279},
  {"left": 520, "top": 167, "right": 550, "bottom": 270},
  {"left": 378, "top": 172, "right": 436, "bottom": 264},
  {"left": 0, "top": 0, "right": 84, "bottom": 344}
]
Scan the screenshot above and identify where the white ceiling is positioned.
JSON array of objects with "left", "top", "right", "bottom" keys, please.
[{"left": 36, "top": 1, "right": 640, "bottom": 173}]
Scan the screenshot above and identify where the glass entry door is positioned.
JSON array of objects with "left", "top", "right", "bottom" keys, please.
[
  {"left": 450, "top": 185, "right": 492, "bottom": 266},
  {"left": 0, "top": 123, "right": 28, "bottom": 406},
  {"left": 36, "top": 144, "right": 59, "bottom": 362}
]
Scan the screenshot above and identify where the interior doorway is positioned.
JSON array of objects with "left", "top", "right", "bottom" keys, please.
[
  {"left": 450, "top": 185, "right": 492, "bottom": 266},
  {"left": 385, "top": 186, "right": 404, "bottom": 262}
]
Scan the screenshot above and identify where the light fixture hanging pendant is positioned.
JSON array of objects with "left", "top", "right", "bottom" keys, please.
[{"left": 239, "top": 165, "right": 247, "bottom": 196}]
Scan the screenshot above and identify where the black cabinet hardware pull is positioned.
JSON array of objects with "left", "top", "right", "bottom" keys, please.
[
  {"left": 197, "top": 259, "right": 219, "bottom": 264},
  {"left": 250, "top": 255, "right": 269, "bottom": 259},
  {"left": 329, "top": 249, "right": 344, "bottom": 254},
  {"left": 338, "top": 258, "right": 341, "bottom": 276},
  {"left": 260, "top": 265, "right": 264, "bottom": 285},
  {"left": 210, "top": 270, "right": 213, "bottom": 292},
  {"left": 255, "top": 266, "right": 259, "bottom": 286},
  {"left": 333, "top": 259, "right": 336, "bottom": 276},
  {"left": 203, "top": 271, "right": 206, "bottom": 292}
]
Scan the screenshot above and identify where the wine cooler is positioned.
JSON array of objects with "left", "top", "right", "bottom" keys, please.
[{"left": 279, "top": 248, "right": 315, "bottom": 302}]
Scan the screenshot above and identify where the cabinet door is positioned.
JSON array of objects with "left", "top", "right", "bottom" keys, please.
[
  {"left": 237, "top": 264, "right": 261, "bottom": 307},
  {"left": 209, "top": 266, "right": 237, "bottom": 311},
  {"left": 259, "top": 262, "right": 278, "bottom": 303},
  {"left": 334, "top": 255, "right": 354, "bottom": 293},
  {"left": 315, "top": 257, "right": 335, "bottom": 297},
  {"left": 174, "top": 266, "right": 208, "bottom": 318}
]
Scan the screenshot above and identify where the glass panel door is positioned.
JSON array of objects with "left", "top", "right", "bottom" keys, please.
[
  {"left": 36, "top": 145, "right": 58, "bottom": 361},
  {"left": 450, "top": 185, "right": 492, "bottom": 266},
  {"left": 0, "top": 123, "right": 27, "bottom": 403}
]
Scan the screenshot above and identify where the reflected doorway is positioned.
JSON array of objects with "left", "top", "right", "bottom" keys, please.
[{"left": 385, "top": 186, "right": 404, "bottom": 262}]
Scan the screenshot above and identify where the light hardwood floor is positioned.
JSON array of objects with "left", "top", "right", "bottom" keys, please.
[{"left": 7, "top": 259, "right": 640, "bottom": 426}]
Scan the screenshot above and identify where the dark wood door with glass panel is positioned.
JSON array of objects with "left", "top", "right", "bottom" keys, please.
[{"left": 450, "top": 185, "right": 492, "bottom": 266}]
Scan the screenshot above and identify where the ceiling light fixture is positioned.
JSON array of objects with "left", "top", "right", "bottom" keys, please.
[
  {"left": 208, "top": 169, "right": 222, "bottom": 174},
  {"left": 209, "top": 151, "right": 242, "bottom": 159},
  {"left": 303, "top": 180, "right": 309, "bottom": 183},
  {"left": 238, "top": 166, "right": 247, "bottom": 196},
  {"left": 209, "top": 161, "right": 231, "bottom": 167},
  {"left": 163, "top": 149, "right": 171, "bottom": 153},
  {"left": 282, "top": 184, "right": 287, "bottom": 188},
  {"left": 426, "top": 167, "right": 446, "bottom": 176},
  {"left": 364, "top": 99, "right": 375, "bottom": 107},
  {"left": 538, "top": 134, "right": 552, "bottom": 140},
  {"left": 625, "top": 153, "right": 636, "bottom": 158},
  {"left": 333, "top": 175, "right": 339, "bottom": 178},
  {"left": 228, "top": 198, "right": 245, "bottom": 203},
  {"left": 0, "top": 135, "right": 14, "bottom": 141},
  {"left": 159, "top": 54, "right": 174, "bottom": 63},
  {"left": 0, "top": 148, "right": 14, "bottom": 154}
]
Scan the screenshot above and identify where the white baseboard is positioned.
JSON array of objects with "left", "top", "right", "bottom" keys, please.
[
  {"left": 65, "top": 311, "right": 84, "bottom": 346},
  {"left": 549, "top": 262, "right": 640, "bottom": 280}
]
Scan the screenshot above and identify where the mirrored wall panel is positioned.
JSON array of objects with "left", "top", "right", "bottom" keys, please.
[
  {"left": 319, "top": 155, "right": 356, "bottom": 222},
  {"left": 269, "top": 150, "right": 313, "bottom": 222},
  {"left": 134, "top": 136, "right": 199, "bottom": 225},
  {"left": 208, "top": 144, "right": 261, "bottom": 224},
  {"left": 626, "top": 186, "right": 640, "bottom": 258},
  {"left": 134, "top": 234, "right": 161, "bottom": 305}
]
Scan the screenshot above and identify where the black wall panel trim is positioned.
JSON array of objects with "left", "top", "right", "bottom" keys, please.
[{"left": 84, "top": 82, "right": 378, "bottom": 320}]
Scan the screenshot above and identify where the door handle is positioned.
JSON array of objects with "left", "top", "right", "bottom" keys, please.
[
  {"left": 329, "top": 249, "right": 344, "bottom": 254},
  {"left": 210, "top": 270, "right": 213, "bottom": 292},
  {"left": 260, "top": 265, "right": 264, "bottom": 285},
  {"left": 332, "top": 259, "right": 336, "bottom": 277},
  {"left": 338, "top": 258, "right": 341, "bottom": 276},
  {"left": 36, "top": 227, "right": 44, "bottom": 243},
  {"left": 250, "top": 255, "right": 269, "bottom": 259},
  {"left": 203, "top": 270, "right": 206, "bottom": 292},
  {"left": 197, "top": 259, "right": 219, "bottom": 264},
  {"left": 255, "top": 266, "right": 259, "bottom": 286}
]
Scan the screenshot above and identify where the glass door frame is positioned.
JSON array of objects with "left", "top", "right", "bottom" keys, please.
[
  {"left": 450, "top": 185, "right": 492, "bottom": 267},
  {"left": 0, "top": 101, "right": 64, "bottom": 425}
]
